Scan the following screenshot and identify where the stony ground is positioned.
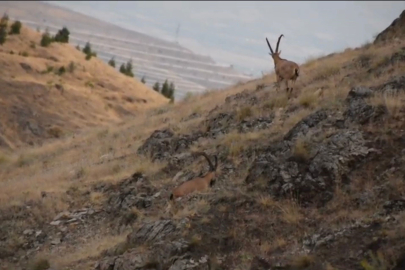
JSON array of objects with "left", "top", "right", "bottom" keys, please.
[{"left": 2, "top": 13, "right": 405, "bottom": 270}]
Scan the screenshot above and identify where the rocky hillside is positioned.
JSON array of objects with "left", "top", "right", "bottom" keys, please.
[
  {"left": 0, "top": 20, "right": 168, "bottom": 150},
  {"left": 374, "top": 10, "right": 405, "bottom": 44},
  {"left": 2, "top": 13, "right": 405, "bottom": 270}
]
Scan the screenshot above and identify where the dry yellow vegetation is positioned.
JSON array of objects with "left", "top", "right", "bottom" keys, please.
[
  {"left": 1, "top": 14, "right": 405, "bottom": 270},
  {"left": 0, "top": 23, "right": 168, "bottom": 150}
]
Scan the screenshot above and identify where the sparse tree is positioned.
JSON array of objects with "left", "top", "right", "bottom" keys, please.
[
  {"left": 0, "top": 13, "right": 9, "bottom": 27},
  {"left": 108, "top": 57, "right": 116, "bottom": 68},
  {"left": 119, "top": 59, "right": 134, "bottom": 77},
  {"left": 125, "top": 59, "right": 134, "bottom": 77},
  {"left": 82, "top": 42, "right": 92, "bottom": 55},
  {"left": 161, "top": 79, "right": 170, "bottom": 97},
  {"left": 152, "top": 82, "right": 160, "bottom": 92},
  {"left": 0, "top": 24, "right": 7, "bottom": 45},
  {"left": 0, "top": 26, "right": 6, "bottom": 45},
  {"left": 0, "top": 13, "right": 8, "bottom": 45},
  {"left": 168, "top": 81, "right": 175, "bottom": 102},
  {"left": 54, "top": 27, "right": 70, "bottom": 43},
  {"left": 40, "top": 29, "right": 52, "bottom": 47},
  {"left": 141, "top": 76, "right": 146, "bottom": 84},
  {"left": 9, "top": 20, "right": 22, "bottom": 35},
  {"left": 119, "top": 63, "right": 126, "bottom": 74},
  {"left": 82, "top": 42, "right": 96, "bottom": 60}
]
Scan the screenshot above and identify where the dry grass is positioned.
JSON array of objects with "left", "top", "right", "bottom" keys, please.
[
  {"left": 219, "top": 130, "right": 266, "bottom": 158},
  {"left": 290, "top": 255, "right": 316, "bottom": 269},
  {"left": 298, "top": 90, "right": 319, "bottom": 109},
  {"left": 49, "top": 234, "right": 127, "bottom": 268},
  {"left": 292, "top": 135, "right": 312, "bottom": 161},
  {"left": 277, "top": 200, "right": 303, "bottom": 225},
  {"left": 368, "top": 92, "right": 405, "bottom": 118},
  {"left": 1, "top": 23, "right": 405, "bottom": 269},
  {"left": 237, "top": 106, "right": 254, "bottom": 121},
  {"left": 258, "top": 195, "right": 276, "bottom": 207},
  {"left": 0, "top": 23, "right": 168, "bottom": 149},
  {"left": 263, "top": 94, "right": 289, "bottom": 110}
]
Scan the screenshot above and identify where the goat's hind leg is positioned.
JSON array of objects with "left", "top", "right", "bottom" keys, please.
[
  {"left": 275, "top": 75, "right": 281, "bottom": 92},
  {"left": 285, "top": 80, "right": 292, "bottom": 99}
]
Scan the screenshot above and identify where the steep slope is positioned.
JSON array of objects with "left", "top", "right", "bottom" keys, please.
[
  {"left": 2, "top": 12, "right": 405, "bottom": 270},
  {"left": 374, "top": 10, "right": 405, "bottom": 44},
  {"left": 0, "top": 22, "right": 168, "bottom": 149}
]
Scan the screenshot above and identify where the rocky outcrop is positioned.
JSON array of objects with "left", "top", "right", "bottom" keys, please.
[
  {"left": 284, "top": 109, "right": 329, "bottom": 141},
  {"left": 94, "top": 219, "right": 211, "bottom": 270},
  {"left": 93, "top": 173, "right": 158, "bottom": 225},
  {"left": 137, "top": 129, "right": 203, "bottom": 161},
  {"left": 374, "top": 10, "right": 405, "bottom": 44}
]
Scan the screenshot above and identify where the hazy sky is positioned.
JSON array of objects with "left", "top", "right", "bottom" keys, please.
[{"left": 48, "top": 1, "right": 405, "bottom": 76}]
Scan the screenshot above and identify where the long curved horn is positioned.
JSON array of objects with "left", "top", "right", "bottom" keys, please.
[
  {"left": 266, "top": 37, "right": 274, "bottom": 54},
  {"left": 192, "top": 151, "right": 215, "bottom": 171},
  {"left": 275, "top": 34, "right": 284, "bottom": 53}
]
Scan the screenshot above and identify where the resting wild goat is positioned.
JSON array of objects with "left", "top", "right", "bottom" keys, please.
[
  {"left": 169, "top": 151, "right": 218, "bottom": 201},
  {"left": 266, "top": 34, "right": 300, "bottom": 97}
]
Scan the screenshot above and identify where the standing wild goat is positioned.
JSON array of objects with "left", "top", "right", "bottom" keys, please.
[
  {"left": 169, "top": 151, "right": 218, "bottom": 201},
  {"left": 266, "top": 34, "right": 300, "bottom": 97}
]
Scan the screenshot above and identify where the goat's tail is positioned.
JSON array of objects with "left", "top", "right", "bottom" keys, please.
[
  {"left": 169, "top": 193, "right": 174, "bottom": 200},
  {"left": 294, "top": 68, "right": 299, "bottom": 77}
]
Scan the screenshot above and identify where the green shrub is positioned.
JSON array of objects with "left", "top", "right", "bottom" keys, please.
[
  {"left": 9, "top": 20, "right": 22, "bottom": 35},
  {"left": 53, "top": 27, "right": 69, "bottom": 43},
  {"left": 40, "top": 31, "right": 52, "bottom": 47}
]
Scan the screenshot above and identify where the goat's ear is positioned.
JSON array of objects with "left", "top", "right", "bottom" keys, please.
[
  {"left": 278, "top": 50, "right": 282, "bottom": 55},
  {"left": 268, "top": 53, "right": 272, "bottom": 56}
]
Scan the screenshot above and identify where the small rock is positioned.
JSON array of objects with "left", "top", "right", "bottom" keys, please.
[
  {"left": 23, "top": 229, "right": 34, "bottom": 235},
  {"left": 50, "top": 220, "right": 61, "bottom": 226},
  {"left": 66, "top": 218, "right": 78, "bottom": 223},
  {"left": 54, "top": 211, "right": 71, "bottom": 221},
  {"left": 51, "top": 238, "right": 61, "bottom": 245}
]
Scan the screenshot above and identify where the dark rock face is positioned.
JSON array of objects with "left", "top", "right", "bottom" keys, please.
[
  {"left": 126, "top": 219, "right": 178, "bottom": 245},
  {"left": 374, "top": 10, "right": 405, "bottom": 44},
  {"left": 246, "top": 130, "right": 375, "bottom": 206},
  {"left": 225, "top": 89, "right": 259, "bottom": 106},
  {"left": 137, "top": 129, "right": 203, "bottom": 161},
  {"left": 372, "top": 75, "right": 405, "bottom": 95},
  {"left": 205, "top": 112, "right": 235, "bottom": 138},
  {"left": 94, "top": 219, "right": 203, "bottom": 270},
  {"left": 94, "top": 173, "right": 157, "bottom": 224},
  {"left": 238, "top": 116, "right": 274, "bottom": 133},
  {"left": 284, "top": 109, "right": 328, "bottom": 141},
  {"left": 93, "top": 73, "right": 405, "bottom": 270},
  {"left": 344, "top": 86, "right": 388, "bottom": 125}
]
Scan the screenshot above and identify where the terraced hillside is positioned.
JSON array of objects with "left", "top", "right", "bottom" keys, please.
[
  {"left": 0, "top": 20, "right": 168, "bottom": 150},
  {"left": 0, "top": 1, "right": 254, "bottom": 101},
  {"left": 1, "top": 9, "right": 405, "bottom": 270}
]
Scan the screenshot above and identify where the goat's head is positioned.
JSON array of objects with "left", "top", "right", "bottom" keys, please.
[{"left": 266, "top": 34, "right": 284, "bottom": 62}]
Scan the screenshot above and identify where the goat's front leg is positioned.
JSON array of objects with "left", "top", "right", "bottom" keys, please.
[
  {"left": 290, "top": 79, "right": 295, "bottom": 93},
  {"left": 275, "top": 75, "right": 281, "bottom": 92},
  {"left": 286, "top": 80, "right": 293, "bottom": 99}
]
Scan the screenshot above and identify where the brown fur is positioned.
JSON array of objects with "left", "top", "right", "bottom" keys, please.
[
  {"left": 169, "top": 152, "right": 218, "bottom": 201},
  {"left": 266, "top": 34, "right": 300, "bottom": 98}
]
